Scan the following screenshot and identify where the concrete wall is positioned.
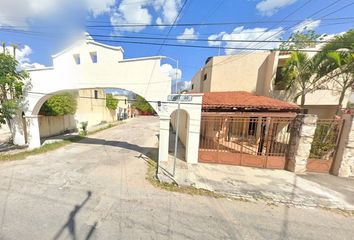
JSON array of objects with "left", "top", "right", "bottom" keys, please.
[
  {"left": 170, "top": 109, "right": 189, "bottom": 147},
  {"left": 75, "top": 89, "right": 116, "bottom": 128},
  {"left": 190, "top": 53, "right": 272, "bottom": 94},
  {"left": 39, "top": 115, "right": 76, "bottom": 138}
]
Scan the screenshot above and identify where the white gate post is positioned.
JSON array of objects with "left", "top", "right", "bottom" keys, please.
[
  {"left": 26, "top": 115, "right": 41, "bottom": 149},
  {"left": 11, "top": 113, "right": 27, "bottom": 146},
  {"left": 158, "top": 115, "right": 170, "bottom": 162}
]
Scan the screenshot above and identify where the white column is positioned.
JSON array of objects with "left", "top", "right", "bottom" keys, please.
[
  {"left": 11, "top": 113, "right": 27, "bottom": 146},
  {"left": 158, "top": 115, "right": 170, "bottom": 162},
  {"left": 185, "top": 117, "right": 201, "bottom": 164},
  {"left": 26, "top": 115, "right": 41, "bottom": 149}
]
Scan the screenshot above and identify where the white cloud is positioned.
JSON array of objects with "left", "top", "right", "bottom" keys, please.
[
  {"left": 161, "top": 63, "right": 182, "bottom": 80},
  {"left": 208, "top": 26, "right": 284, "bottom": 55},
  {"left": 208, "top": 32, "right": 226, "bottom": 46},
  {"left": 177, "top": 28, "right": 198, "bottom": 43},
  {"left": 292, "top": 19, "right": 321, "bottom": 33},
  {"left": 86, "top": 0, "right": 115, "bottom": 16},
  {"left": 5, "top": 45, "right": 45, "bottom": 69},
  {"left": 0, "top": 0, "right": 115, "bottom": 28},
  {"left": 110, "top": 0, "right": 153, "bottom": 33},
  {"left": 153, "top": 0, "right": 181, "bottom": 27},
  {"left": 256, "top": 0, "right": 297, "bottom": 16}
]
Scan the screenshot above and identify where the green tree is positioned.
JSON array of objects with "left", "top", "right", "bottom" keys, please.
[
  {"left": 132, "top": 95, "right": 154, "bottom": 114},
  {"left": 281, "top": 52, "right": 319, "bottom": 111},
  {"left": 106, "top": 93, "right": 118, "bottom": 110},
  {"left": 280, "top": 30, "right": 323, "bottom": 50},
  {"left": 314, "top": 30, "right": 354, "bottom": 115},
  {"left": 40, "top": 93, "right": 77, "bottom": 116},
  {"left": 0, "top": 48, "right": 29, "bottom": 128}
]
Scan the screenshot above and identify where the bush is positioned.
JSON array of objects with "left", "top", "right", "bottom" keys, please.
[
  {"left": 106, "top": 93, "right": 118, "bottom": 110},
  {"left": 132, "top": 95, "right": 155, "bottom": 114},
  {"left": 80, "top": 121, "right": 88, "bottom": 135},
  {"left": 40, "top": 93, "right": 77, "bottom": 116}
]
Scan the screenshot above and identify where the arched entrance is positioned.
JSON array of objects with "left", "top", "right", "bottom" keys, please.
[{"left": 12, "top": 34, "right": 170, "bottom": 148}]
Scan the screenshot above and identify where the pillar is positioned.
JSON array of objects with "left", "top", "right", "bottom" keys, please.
[
  {"left": 332, "top": 114, "right": 354, "bottom": 177},
  {"left": 26, "top": 115, "right": 41, "bottom": 149},
  {"left": 158, "top": 115, "right": 170, "bottom": 162},
  {"left": 185, "top": 114, "right": 201, "bottom": 164},
  {"left": 11, "top": 113, "right": 27, "bottom": 146},
  {"left": 286, "top": 114, "right": 317, "bottom": 173}
]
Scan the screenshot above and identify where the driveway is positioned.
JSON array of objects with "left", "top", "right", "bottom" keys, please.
[{"left": 0, "top": 116, "right": 353, "bottom": 239}]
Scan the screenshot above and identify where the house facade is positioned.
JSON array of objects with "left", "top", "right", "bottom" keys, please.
[{"left": 190, "top": 51, "right": 352, "bottom": 118}]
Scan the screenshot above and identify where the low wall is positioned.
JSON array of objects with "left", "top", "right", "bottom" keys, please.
[{"left": 39, "top": 115, "right": 77, "bottom": 138}]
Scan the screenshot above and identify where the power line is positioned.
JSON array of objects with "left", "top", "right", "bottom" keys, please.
[
  {"left": 143, "top": 0, "right": 188, "bottom": 98},
  {"left": 2, "top": 16, "right": 354, "bottom": 29},
  {"left": 88, "top": 33, "right": 353, "bottom": 44},
  {"left": 212, "top": 0, "right": 345, "bottom": 68}
]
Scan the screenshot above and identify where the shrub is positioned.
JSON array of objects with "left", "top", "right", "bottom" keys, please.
[
  {"left": 106, "top": 93, "right": 118, "bottom": 110},
  {"left": 40, "top": 93, "right": 77, "bottom": 116}
]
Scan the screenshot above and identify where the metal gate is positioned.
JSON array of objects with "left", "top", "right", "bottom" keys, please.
[
  {"left": 198, "top": 115, "right": 295, "bottom": 169},
  {"left": 307, "top": 119, "right": 344, "bottom": 173}
]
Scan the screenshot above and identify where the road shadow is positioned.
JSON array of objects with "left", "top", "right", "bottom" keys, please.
[
  {"left": 70, "top": 137, "right": 158, "bottom": 158},
  {"left": 53, "top": 191, "right": 93, "bottom": 240}
]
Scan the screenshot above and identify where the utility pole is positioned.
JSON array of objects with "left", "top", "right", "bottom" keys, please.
[{"left": 175, "top": 60, "right": 179, "bottom": 94}]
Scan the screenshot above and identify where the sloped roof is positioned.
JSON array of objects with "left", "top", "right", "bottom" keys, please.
[{"left": 202, "top": 91, "right": 299, "bottom": 111}]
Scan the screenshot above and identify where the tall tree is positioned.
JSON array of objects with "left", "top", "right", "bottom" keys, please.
[
  {"left": 0, "top": 47, "right": 29, "bottom": 129},
  {"left": 281, "top": 51, "right": 317, "bottom": 111}
]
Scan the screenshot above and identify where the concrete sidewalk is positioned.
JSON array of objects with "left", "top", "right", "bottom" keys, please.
[{"left": 160, "top": 158, "right": 354, "bottom": 211}]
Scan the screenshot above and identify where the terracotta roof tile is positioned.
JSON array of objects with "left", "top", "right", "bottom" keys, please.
[{"left": 202, "top": 91, "right": 299, "bottom": 111}]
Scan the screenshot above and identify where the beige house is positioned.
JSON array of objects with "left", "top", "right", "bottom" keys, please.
[
  {"left": 190, "top": 51, "right": 352, "bottom": 118},
  {"left": 113, "top": 94, "right": 130, "bottom": 120},
  {"left": 75, "top": 89, "right": 116, "bottom": 128}
]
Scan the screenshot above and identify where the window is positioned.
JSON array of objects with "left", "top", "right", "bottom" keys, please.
[
  {"left": 191, "top": 84, "right": 194, "bottom": 90},
  {"left": 94, "top": 90, "right": 98, "bottom": 99},
  {"left": 73, "top": 54, "right": 80, "bottom": 65},
  {"left": 90, "top": 52, "right": 97, "bottom": 63},
  {"left": 203, "top": 73, "right": 207, "bottom": 81},
  {"left": 274, "top": 66, "right": 286, "bottom": 90}
]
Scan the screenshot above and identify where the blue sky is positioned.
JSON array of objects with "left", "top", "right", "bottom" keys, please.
[{"left": 1, "top": 0, "right": 354, "bottom": 92}]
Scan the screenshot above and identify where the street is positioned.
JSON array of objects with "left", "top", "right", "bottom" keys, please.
[{"left": 0, "top": 116, "right": 353, "bottom": 240}]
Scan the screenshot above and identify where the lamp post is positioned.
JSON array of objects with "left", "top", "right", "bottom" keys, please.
[{"left": 163, "top": 57, "right": 179, "bottom": 94}]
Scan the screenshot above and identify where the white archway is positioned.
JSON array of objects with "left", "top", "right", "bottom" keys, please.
[{"left": 13, "top": 34, "right": 171, "bottom": 149}]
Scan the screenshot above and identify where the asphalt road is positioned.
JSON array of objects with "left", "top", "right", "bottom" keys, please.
[{"left": 0, "top": 116, "right": 353, "bottom": 240}]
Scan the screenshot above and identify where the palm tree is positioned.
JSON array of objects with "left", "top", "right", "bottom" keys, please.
[
  {"left": 315, "top": 30, "right": 354, "bottom": 115},
  {"left": 281, "top": 51, "right": 318, "bottom": 112}
]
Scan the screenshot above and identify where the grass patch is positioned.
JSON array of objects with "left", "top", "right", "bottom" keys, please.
[
  {"left": 0, "top": 136, "right": 84, "bottom": 161},
  {"left": 0, "top": 121, "right": 125, "bottom": 162},
  {"left": 145, "top": 149, "right": 224, "bottom": 198}
]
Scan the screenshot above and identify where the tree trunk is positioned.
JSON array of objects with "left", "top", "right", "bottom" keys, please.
[
  {"left": 300, "top": 94, "right": 306, "bottom": 113},
  {"left": 335, "top": 90, "right": 346, "bottom": 115}
]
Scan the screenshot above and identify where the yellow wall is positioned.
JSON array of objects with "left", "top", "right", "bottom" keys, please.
[
  {"left": 75, "top": 89, "right": 116, "bottom": 128},
  {"left": 39, "top": 115, "right": 76, "bottom": 138}
]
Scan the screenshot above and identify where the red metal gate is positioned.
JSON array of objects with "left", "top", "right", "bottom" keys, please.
[
  {"left": 198, "top": 115, "right": 295, "bottom": 169},
  {"left": 307, "top": 119, "right": 344, "bottom": 173}
]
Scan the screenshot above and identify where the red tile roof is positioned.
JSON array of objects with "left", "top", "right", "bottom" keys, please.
[{"left": 202, "top": 91, "right": 299, "bottom": 111}]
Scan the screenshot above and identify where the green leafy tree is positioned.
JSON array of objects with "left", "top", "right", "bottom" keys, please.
[
  {"left": 40, "top": 93, "right": 77, "bottom": 116},
  {"left": 281, "top": 52, "right": 319, "bottom": 111},
  {"left": 0, "top": 48, "right": 29, "bottom": 128},
  {"left": 106, "top": 93, "right": 118, "bottom": 110},
  {"left": 314, "top": 30, "right": 354, "bottom": 115},
  {"left": 132, "top": 95, "right": 155, "bottom": 114},
  {"left": 279, "top": 30, "right": 323, "bottom": 50}
]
